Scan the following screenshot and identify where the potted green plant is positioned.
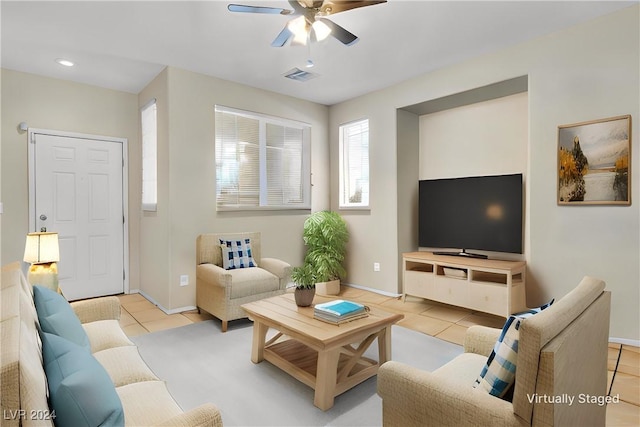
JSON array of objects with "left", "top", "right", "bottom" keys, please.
[
  {"left": 302, "top": 210, "right": 349, "bottom": 296},
  {"left": 290, "top": 263, "right": 316, "bottom": 307}
]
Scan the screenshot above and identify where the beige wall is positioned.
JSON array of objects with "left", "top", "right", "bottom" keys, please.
[
  {"left": 396, "top": 109, "right": 420, "bottom": 287},
  {"left": 1, "top": 70, "right": 3, "bottom": 265},
  {"left": 138, "top": 67, "right": 330, "bottom": 311},
  {"left": 136, "top": 69, "right": 171, "bottom": 304},
  {"left": 330, "top": 93, "right": 402, "bottom": 296},
  {"left": 418, "top": 92, "right": 529, "bottom": 261},
  {"left": 0, "top": 70, "right": 141, "bottom": 290},
  {"left": 329, "top": 6, "right": 639, "bottom": 340},
  {"left": 419, "top": 92, "right": 528, "bottom": 181}
]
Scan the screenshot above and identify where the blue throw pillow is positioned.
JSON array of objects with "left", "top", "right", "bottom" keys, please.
[
  {"left": 41, "top": 332, "right": 125, "bottom": 427},
  {"left": 33, "top": 285, "right": 91, "bottom": 351},
  {"left": 473, "top": 299, "right": 554, "bottom": 398},
  {"left": 219, "top": 238, "right": 257, "bottom": 270}
]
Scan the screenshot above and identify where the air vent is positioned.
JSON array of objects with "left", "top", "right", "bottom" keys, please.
[{"left": 283, "top": 68, "right": 318, "bottom": 82}]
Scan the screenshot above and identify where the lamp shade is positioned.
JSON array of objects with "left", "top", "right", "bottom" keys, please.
[{"left": 23, "top": 232, "right": 60, "bottom": 264}]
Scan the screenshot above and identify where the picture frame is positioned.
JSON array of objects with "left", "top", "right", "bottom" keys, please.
[{"left": 557, "top": 115, "right": 631, "bottom": 205}]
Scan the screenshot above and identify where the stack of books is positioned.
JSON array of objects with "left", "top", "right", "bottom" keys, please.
[{"left": 314, "top": 300, "right": 369, "bottom": 325}]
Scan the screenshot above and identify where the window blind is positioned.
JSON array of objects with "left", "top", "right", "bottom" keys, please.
[{"left": 215, "top": 106, "right": 311, "bottom": 210}]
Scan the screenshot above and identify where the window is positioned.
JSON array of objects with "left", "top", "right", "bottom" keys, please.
[
  {"left": 215, "top": 106, "right": 311, "bottom": 210},
  {"left": 141, "top": 99, "right": 157, "bottom": 211},
  {"left": 339, "top": 119, "right": 369, "bottom": 208}
]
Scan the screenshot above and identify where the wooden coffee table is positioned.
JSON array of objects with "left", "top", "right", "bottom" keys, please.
[{"left": 241, "top": 293, "right": 403, "bottom": 410}]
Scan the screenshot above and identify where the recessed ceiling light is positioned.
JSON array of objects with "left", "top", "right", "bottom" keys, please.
[{"left": 55, "top": 58, "right": 74, "bottom": 67}]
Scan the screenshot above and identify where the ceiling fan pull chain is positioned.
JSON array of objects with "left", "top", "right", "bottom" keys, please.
[{"left": 306, "top": 40, "right": 314, "bottom": 68}]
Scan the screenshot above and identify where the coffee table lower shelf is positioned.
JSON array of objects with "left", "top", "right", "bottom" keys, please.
[
  {"left": 241, "top": 294, "right": 403, "bottom": 410},
  {"left": 264, "top": 337, "right": 380, "bottom": 402}
]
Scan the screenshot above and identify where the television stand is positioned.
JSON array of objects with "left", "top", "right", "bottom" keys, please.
[
  {"left": 402, "top": 251, "right": 527, "bottom": 318},
  {"left": 432, "top": 249, "right": 488, "bottom": 259}
]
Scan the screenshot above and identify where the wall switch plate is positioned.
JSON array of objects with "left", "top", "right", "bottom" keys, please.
[
  {"left": 373, "top": 262, "right": 381, "bottom": 272},
  {"left": 179, "top": 275, "right": 189, "bottom": 286}
]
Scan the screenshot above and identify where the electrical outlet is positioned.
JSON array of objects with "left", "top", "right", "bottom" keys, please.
[
  {"left": 179, "top": 275, "right": 189, "bottom": 286},
  {"left": 373, "top": 262, "right": 380, "bottom": 272}
]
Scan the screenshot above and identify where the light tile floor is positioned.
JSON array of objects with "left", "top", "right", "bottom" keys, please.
[{"left": 117, "top": 287, "right": 640, "bottom": 426}]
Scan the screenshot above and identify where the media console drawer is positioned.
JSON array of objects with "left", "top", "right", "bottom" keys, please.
[
  {"left": 402, "top": 252, "right": 527, "bottom": 318},
  {"left": 468, "top": 283, "right": 508, "bottom": 317},
  {"left": 404, "top": 270, "right": 434, "bottom": 299},
  {"left": 433, "top": 276, "right": 469, "bottom": 306}
]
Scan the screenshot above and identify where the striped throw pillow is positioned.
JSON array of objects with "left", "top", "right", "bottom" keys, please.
[{"left": 473, "top": 299, "right": 554, "bottom": 398}]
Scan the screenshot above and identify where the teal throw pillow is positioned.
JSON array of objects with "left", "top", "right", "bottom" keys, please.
[
  {"left": 33, "top": 285, "right": 90, "bottom": 351},
  {"left": 41, "top": 332, "right": 125, "bottom": 427},
  {"left": 473, "top": 299, "right": 555, "bottom": 398}
]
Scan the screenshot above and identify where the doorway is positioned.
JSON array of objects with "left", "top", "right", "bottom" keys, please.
[{"left": 28, "top": 129, "right": 129, "bottom": 300}]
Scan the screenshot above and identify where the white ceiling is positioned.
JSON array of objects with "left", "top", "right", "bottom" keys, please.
[{"left": 1, "top": 1, "right": 635, "bottom": 106}]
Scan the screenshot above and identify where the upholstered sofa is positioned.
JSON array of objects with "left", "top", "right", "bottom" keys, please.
[
  {"left": 196, "top": 232, "right": 291, "bottom": 332},
  {"left": 1, "top": 262, "right": 223, "bottom": 427},
  {"left": 378, "top": 276, "right": 611, "bottom": 427}
]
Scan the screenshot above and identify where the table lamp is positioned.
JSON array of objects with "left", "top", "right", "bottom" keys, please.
[{"left": 23, "top": 232, "right": 60, "bottom": 292}]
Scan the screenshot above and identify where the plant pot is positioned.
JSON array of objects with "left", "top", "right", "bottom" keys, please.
[
  {"left": 316, "top": 279, "right": 340, "bottom": 296},
  {"left": 294, "top": 287, "right": 315, "bottom": 307}
]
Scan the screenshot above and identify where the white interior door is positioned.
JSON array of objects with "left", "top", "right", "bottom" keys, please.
[{"left": 31, "top": 132, "right": 127, "bottom": 300}]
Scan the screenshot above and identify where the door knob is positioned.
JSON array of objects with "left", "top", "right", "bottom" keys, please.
[{"left": 40, "top": 214, "right": 48, "bottom": 221}]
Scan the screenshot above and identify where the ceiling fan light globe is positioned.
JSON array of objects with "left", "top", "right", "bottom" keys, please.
[
  {"left": 292, "top": 32, "right": 308, "bottom": 46},
  {"left": 312, "top": 20, "right": 331, "bottom": 41},
  {"left": 287, "top": 16, "right": 307, "bottom": 35},
  {"left": 288, "top": 15, "right": 309, "bottom": 45}
]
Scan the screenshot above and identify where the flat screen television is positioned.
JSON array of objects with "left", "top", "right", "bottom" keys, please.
[{"left": 418, "top": 173, "right": 523, "bottom": 258}]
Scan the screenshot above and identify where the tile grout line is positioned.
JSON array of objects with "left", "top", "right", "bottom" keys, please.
[{"left": 608, "top": 345, "right": 622, "bottom": 397}]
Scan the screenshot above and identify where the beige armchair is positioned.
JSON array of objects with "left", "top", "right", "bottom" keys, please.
[
  {"left": 196, "top": 232, "right": 291, "bottom": 332},
  {"left": 378, "top": 276, "right": 611, "bottom": 427}
]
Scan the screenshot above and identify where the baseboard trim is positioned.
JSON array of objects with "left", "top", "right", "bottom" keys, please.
[
  {"left": 342, "top": 282, "right": 402, "bottom": 298},
  {"left": 286, "top": 281, "right": 402, "bottom": 298},
  {"left": 609, "top": 337, "right": 640, "bottom": 347},
  {"left": 134, "top": 290, "right": 196, "bottom": 315}
]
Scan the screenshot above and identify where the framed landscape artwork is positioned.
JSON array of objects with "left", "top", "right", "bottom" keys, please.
[{"left": 558, "top": 115, "right": 631, "bottom": 205}]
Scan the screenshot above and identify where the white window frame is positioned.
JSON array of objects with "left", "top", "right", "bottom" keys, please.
[
  {"left": 141, "top": 99, "right": 157, "bottom": 212},
  {"left": 339, "top": 118, "right": 370, "bottom": 209},
  {"left": 215, "top": 105, "right": 311, "bottom": 211}
]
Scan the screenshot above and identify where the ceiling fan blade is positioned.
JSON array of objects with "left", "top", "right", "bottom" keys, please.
[
  {"left": 271, "top": 25, "right": 294, "bottom": 47},
  {"left": 228, "top": 4, "right": 293, "bottom": 15},
  {"left": 317, "top": 18, "right": 358, "bottom": 46},
  {"left": 319, "top": 0, "right": 386, "bottom": 16}
]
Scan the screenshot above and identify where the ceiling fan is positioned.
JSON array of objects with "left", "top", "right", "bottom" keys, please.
[{"left": 228, "top": 1, "right": 386, "bottom": 47}]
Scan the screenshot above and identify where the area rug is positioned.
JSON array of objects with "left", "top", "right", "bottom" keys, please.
[{"left": 132, "top": 319, "right": 463, "bottom": 427}]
